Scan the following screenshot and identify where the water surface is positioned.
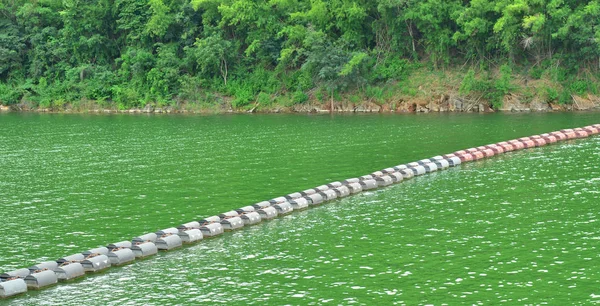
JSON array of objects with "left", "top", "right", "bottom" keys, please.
[{"left": 1, "top": 112, "right": 599, "bottom": 305}]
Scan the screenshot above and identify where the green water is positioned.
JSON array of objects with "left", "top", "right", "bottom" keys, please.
[{"left": 1, "top": 112, "right": 599, "bottom": 305}]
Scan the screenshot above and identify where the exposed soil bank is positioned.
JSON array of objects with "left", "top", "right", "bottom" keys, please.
[{"left": 2, "top": 93, "right": 599, "bottom": 114}]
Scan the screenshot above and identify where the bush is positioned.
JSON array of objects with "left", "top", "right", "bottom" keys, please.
[
  {"left": 256, "top": 92, "right": 272, "bottom": 106},
  {"left": 558, "top": 90, "right": 572, "bottom": 105},
  {"left": 292, "top": 91, "right": 308, "bottom": 104},
  {"left": 569, "top": 80, "right": 588, "bottom": 95}
]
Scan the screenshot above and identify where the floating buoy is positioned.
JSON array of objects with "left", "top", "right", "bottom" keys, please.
[
  {"left": 269, "top": 196, "right": 288, "bottom": 204},
  {"left": 305, "top": 193, "right": 324, "bottom": 205},
  {"left": 218, "top": 211, "right": 239, "bottom": 219},
  {"left": 359, "top": 179, "right": 378, "bottom": 190},
  {"left": 445, "top": 156, "right": 461, "bottom": 167},
  {"left": 409, "top": 165, "right": 426, "bottom": 176},
  {"left": 56, "top": 254, "right": 84, "bottom": 265},
  {"left": 393, "top": 165, "right": 408, "bottom": 171},
  {"left": 177, "top": 228, "right": 203, "bottom": 243},
  {"left": 240, "top": 211, "right": 262, "bottom": 225},
  {"left": 54, "top": 262, "right": 85, "bottom": 281},
  {"left": 479, "top": 148, "right": 494, "bottom": 157},
  {"left": 360, "top": 174, "right": 374, "bottom": 181},
  {"left": 199, "top": 216, "right": 221, "bottom": 224},
  {"left": 177, "top": 221, "right": 201, "bottom": 230},
  {"left": 258, "top": 206, "right": 278, "bottom": 220},
  {"left": 107, "top": 248, "right": 135, "bottom": 265},
  {"left": 471, "top": 151, "right": 485, "bottom": 160},
  {"left": 235, "top": 206, "right": 255, "bottom": 214},
  {"left": 583, "top": 126, "right": 599, "bottom": 135},
  {"left": 82, "top": 247, "right": 109, "bottom": 257},
  {"left": 28, "top": 261, "right": 59, "bottom": 272},
  {"left": 400, "top": 169, "right": 415, "bottom": 179},
  {"left": 155, "top": 228, "right": 179, "bottom": 236},
  {"left": 435, "top": 159, "right": 450, "bottom": 170},
  {"left": 417, "top": 159, "right": 431, "bottom": 166},
  {"left": 333, "top": 186, "right": 351, "bottom": 197},
  {"left": 81, "top": 254, "right": 110, "bottom": 272},
  {"left": 485, "top": 145, "right": 504, "bottom": 154},
  {"left": 342, "top": 178, "right": 360, "bottom": 184},
  {"left": 319, "top": 189, "right": 337, "bottom": 201},
  {"left": 220, "top": 216, "right": 245, "bottom": 231},
  {"left": 508, "top": 141, "right": 525, "bottom": 150},
  {"left": 375, "top": 175, "right": 393, "bottom": 187},
  {"left": 457, "top": 153, "right": 474, "bottom": 162},
  {"left": 423, "top": 163, "right": 438, "bottom": 173},
  {"left": 0, "top": 278, "right": 27, "bottom": 298},
  {"left": 199, "top": 223, "right": 224, "bottom": 237},
  {"left": 132, "top": 233, "right": 158, "bottom": 244},
  {"left": 540, "top": 134, "right": 557, "bottom": 143},
  {"left": 300, "top": 189, "right": 317, "bottom": 197},
  {"left": 284, "top": 192, "right": 303, "bottom": 201},
  {"left": 389, "top": 172, "right": 404, "bottom": 183},
  {"left": 532, "top": 138, "right": 547, "bottom": 147},
  {"left": 156, "top": 234, "right": 183, "bottom": 250},
  {"left": 575, "top": 130, "right": 589, "bottom": 138},
  {"left": 498, "top": 143, "right": 515, "bottom": 152},
  {"left": 252, "top": 201, "right": 271, "bottom": 210},
  {"left": 273, "top": 202, "right": 294, "bottom": 215},
  {"left": 289, "top": 198, "right": 309, "bottom": 210},
  {"left": 346, "top": 182, "right": 363, "bottom": 194},
  {"left": 381, "top": 168, "right": 396, "bottom": 174},
  {"left": 24, "top": 270, "right": 57, "bottom": 290},
  {"left": 371, "top": 171, "right": 384, "bottom": 177},
  {"left": 107, "top": 241, "right": 132, "bottom": 251},
  {"left": 131, "top": 242, "right": 158, "bottom": 258},
  {"left": 326, "top": 182, "right": 343, "bottom": 188},
  {"left": 0, "top": 269, "right": 30, "bottom": 281},
  {"left": 550, "top": 131, "right": 567, "bottom": 140}
]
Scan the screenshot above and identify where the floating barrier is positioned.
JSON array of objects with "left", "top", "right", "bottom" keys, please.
[{"left": 3, "top": 123, "right": 599, "bottom": 299}]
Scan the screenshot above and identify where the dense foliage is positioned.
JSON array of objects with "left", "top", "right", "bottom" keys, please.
[{"left": 1, "top": 0, "right": 599, "bottom": 109}]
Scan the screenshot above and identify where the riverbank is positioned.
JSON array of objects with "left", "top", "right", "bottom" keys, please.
[{"left": 2, "top": 69, "right": 600, "bottom": 114}]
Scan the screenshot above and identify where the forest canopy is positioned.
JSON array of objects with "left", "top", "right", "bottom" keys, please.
[{"left": 0, "top": 0, "right": 599, "bottom": 110}]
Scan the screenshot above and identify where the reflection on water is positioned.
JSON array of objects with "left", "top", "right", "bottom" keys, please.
[{"left": 1, "top": 113, "right": 599, "bottom": 304}]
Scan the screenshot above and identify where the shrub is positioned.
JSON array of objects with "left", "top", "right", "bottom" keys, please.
[{"left": 292, "top": 91, "right": 308, "bottom": 104}]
